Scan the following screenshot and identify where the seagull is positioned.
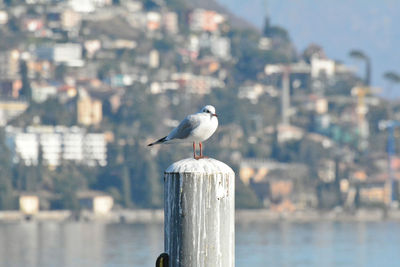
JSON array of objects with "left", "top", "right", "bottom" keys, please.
[{"left": 148, "top": 105, "right": 218, "bottom": 159}]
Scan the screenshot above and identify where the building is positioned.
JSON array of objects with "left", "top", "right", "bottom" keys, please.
[
  {"left": 39, "top": 133, "right": 62, "bottom": 167},
  {"left": 5, "top": 126, "right": 107, "bottom": 167},
  {"left": 36, "top": 43, "right": 83, "bottom": 67},
  {"left": 0, "top": 10, "right": 8, "bottom": 25},
  {"left": 63, "top": 131, "right": 84, "bottom": 161},
  {"left": 311, "top": 56, "right": 335, "bottom": 79},
  {"left": 265, "top": 124, "right": 305, "bottom": 143},
  {"left": 239, "top": 159, "right": 313, "bottom": 209},
  {"left": 210, "top": 36, "right": 230, "bottom": 59},
  {"left": 0, "top": 50, "right": 20, "bottom": 80},
  {"left": 146, "top": 12, "right": 161, "bottom": 31},
  {"left": 189, "top": 9, "right": 225, "bottom": 32},
  {"left": 31, "top": 82, "right": 58, "bottom": 103},
  {"left": 315, "top": 97, "right": 328, "bottom": 114},
  {"left": 0, "top": 79, "right": 23, "bottom": 98},
  {"left": 26, "top": 60, "right": 53, "bottom": 80},
  {"left": 54, "top": 43, "right": 83, "bottom": 66},
  {"left": 148, "top": 50, "right": 159, "bottom": 68},
  {"left": 61, "top": 9, "right": 81, "bottom": 30},
  {"left": 84, "top": 134, "right": 107, "bottom": 166},
  {"left": 0, "top": 99, "right": 28, "bottom": 126},
  {"left": 68, "top": 0, "right": 112, "bottom": 13},
  {"left": 238, "top": 84, "right": 278, "bottom": 104},
  {"left": 6, "top": 129, "right": 39, "bottom": 165},
  {"left": 19, "top": 194, "right": 40, "bottom": 215},
  {"left": 163, "top": 12, "right": 178, "bottom": 34},
  {"left": 358, "top": 181, "right": 390, "bottom": 206},
  {"left": 77, "top": 92, "right": 102, "bottom": 126},
  {"left": 77, "top": 190, "right": 113, "bottom": 214},
  {"left": 171, "top": 73, "right": 225, "bottom": 94},
  {"left": 22, "top": 17, "right": 44, "bottom": 32},
  {"left": 84, "top": 40, "right": 101, "bottom": 58}
]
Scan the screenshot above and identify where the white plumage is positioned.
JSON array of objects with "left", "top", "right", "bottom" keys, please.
[{"left": 148, "top": 105, "right": 218, "bottom": 159}]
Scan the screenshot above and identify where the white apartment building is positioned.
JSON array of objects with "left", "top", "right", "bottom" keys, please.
[
  {"left": 6, "top": 126, "right": 107, "bottom": 167},
  {"left": 54, "top": 43, "right": 83, "bottom": 67},
  {"left": 6, "top": 131, "right": 39, "bottom": 166},
  {"left": 40, "top": 133, "right": 62, "bottom": 167},
  {"left": 84, "top": 133, "right": 107, "bottom": 166},
  {"left": 63, "top": 132, "right": 84, "bottom": 161}
]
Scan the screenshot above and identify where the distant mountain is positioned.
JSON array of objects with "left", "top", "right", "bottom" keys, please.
[{"left": 217, "top": 0, "right": 400, "bottom": 95}]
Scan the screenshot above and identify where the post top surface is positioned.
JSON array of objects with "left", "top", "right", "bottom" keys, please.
[{"left": 165, "top": 158, "right": 234, "bottom": 175}]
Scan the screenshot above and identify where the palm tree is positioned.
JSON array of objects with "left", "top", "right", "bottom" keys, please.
[
  {"left": 383, "top": 71, "right": 400, "bottom": 119},
  {"left": 384, "top": 71, "right": 400, "bottom": 98},
  {"left": 349, "top": 50, "right": 371, "bottom": 86},
  {"left": 384, "top": 71, "right": 400, "bottom": 84}
]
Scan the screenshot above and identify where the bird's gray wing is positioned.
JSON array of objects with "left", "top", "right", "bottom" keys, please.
[{"left": 167, "top": 115, "right": 200, "bottom": 140}]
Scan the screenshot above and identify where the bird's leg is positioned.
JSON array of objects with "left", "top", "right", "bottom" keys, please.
[
  {"left": 199, "top": 142, "right": 208, "bottom": 159},
  {"left": 193, "top": 142, "right": 197, "bottom": 159},
  {"left": 194, "top": 142, "right": 203, "bottom": 160}
]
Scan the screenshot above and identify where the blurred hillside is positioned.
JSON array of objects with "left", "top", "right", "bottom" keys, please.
[
  {"left": 217, "top": 0, "right": 400, "bottom": 93},
  {"left": 0, "top": 0, "right": 398, "bottom": 212}
]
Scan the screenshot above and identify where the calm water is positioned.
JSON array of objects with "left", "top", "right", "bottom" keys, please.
[{"left": 0, "top": 221, "right": 399, "bottom": 267}]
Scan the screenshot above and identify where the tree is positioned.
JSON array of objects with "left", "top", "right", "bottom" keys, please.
[
  {"left": 121, "top": 165, "right": 133, "bottom": 208},
  {"left": 55, "top": 64, "right": 66, "bottom": 81},
  {"left": 383, "top": 71, "right": 400, "bottom": 119},
  {"left": 52, "top": 163, "right": 88, "bottom": 210},
  {"left": 0, "top": 130, "right": 14, "bottom": 209},
  {"left": 235, "top": 177, "right": 262, "bottom": 209},
  {"left": 384, "top": 71, "right": 400, "bottom": 86},
  {"left": 19, "top": 60, "right": 31, "bottom": 101},
  {"left": 349, "top": 49, "right": 371, "bottom": 86},
  {"left": 263, "top": 17, "right": 290, "bottom": 42},
  {"left": 302, "top": 44, "right": 324, "bottom": 63}
]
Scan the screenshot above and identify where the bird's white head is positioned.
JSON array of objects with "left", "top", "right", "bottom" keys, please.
[{"left": 200, "top": 105, "right": 218, "bottom": 117}]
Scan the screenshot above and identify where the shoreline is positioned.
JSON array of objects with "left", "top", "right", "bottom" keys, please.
[{"left": 1, "top": 209, "right": 400, "bottom": 224}]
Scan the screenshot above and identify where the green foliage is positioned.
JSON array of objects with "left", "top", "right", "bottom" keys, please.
[
  {"left": 51, "top": 163, "right": 89, "bottom": 210},
  {"left": 121, "top": 165, "right": 133, "bottom": 208},
  {"left": 19, "top": 60, "right": 31, "bottom": 101},
  {"left": 11, "top": 98, "right": 76, "bottom": 127},
  {"left": 124, "top": 144, "right": 162, "bottom": 208},
  {"left": 55, "top": 64, "right": 67, "bottom": 81},
  {"left": 263, "top": 19, "right": 290, "bottom": 42},
  {"left": 0, "top": 130, "right": 14, "bottom": 209},
  {"left": 384, "top": 71, "right": 400, "bottom": 83},
  {"left": 114, "top": 84, "right": 164, "bottom": 135},
  {"left": 153, "top": 38, "right": 174, "bottom": 52},
  {"left": 229, "top": 28, "right": 291, "bottom": 82},
  {"left": 324, "top": 74, "right": 358, "bottom": 96},
  {"left": 165, "top": 0, "right": 188, "bottom": 12},
  {"left": 235, "top": 176, "right": 262, "bottom": 208},
  {"left": 142, "top": 0, "right": 160, "bottom": 10}
]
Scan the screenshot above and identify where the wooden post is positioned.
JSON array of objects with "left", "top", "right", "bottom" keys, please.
[{"left": 164, "top": 158, "right": 235, "bottom": 267}]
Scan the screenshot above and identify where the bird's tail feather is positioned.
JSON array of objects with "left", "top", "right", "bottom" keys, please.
[{"left": 148, "top": 136, "right": 167, "bottom": 146}]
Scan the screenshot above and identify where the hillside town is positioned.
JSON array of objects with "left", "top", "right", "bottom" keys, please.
[{"left": 0, "top": 0, "right": 399, "bottom": 218}]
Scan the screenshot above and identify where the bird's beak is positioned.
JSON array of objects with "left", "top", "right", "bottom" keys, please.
[{"left": 212, "top": 113, "right": 218, "bottom": 117}]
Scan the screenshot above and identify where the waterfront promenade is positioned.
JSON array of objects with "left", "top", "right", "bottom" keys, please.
[{"left": 2, "top": 209, "right": 400, "bottom": 223}]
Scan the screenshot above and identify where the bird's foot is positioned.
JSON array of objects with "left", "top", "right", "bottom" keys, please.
[{"left": 194, "top": 155, "right": 208, "bottom": 160}]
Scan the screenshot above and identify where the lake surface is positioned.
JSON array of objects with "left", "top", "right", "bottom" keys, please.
[{"left": 0, "top": 221, "right": 399, "bottom": 267}]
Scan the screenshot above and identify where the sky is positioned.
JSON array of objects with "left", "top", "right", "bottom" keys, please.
[{"left": 218, "top": 0, "right": 400, "bottom": 96}]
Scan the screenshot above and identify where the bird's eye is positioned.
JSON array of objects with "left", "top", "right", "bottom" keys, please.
[{"left": 206, "top": 110, "right": 210, "bottom": 113}]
